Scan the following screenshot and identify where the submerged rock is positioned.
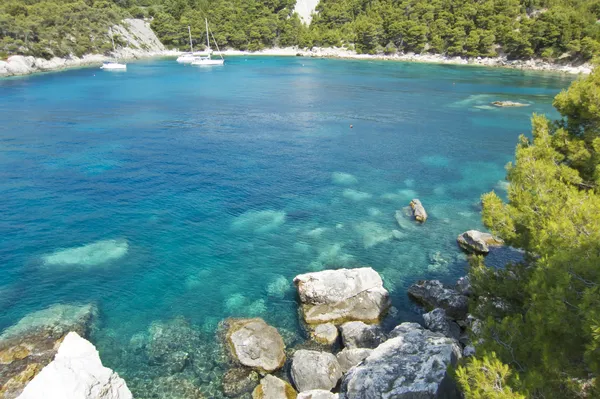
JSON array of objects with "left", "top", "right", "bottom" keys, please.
[
  {"left": 457, "top": 230, "right": 504, "bottom": 254},
  {"left": 222, "top": 367, "right": 260, "bottom": 397},
  {"left": 409, "top": 199, "right": 428, "bottom": 222},
  {"left": 252, "top": 375, "right": 297, "bottom": 399},
  {"left": 291, "top": 350, "right": 342, "bottom": 392},
  {"left": 225, "top": 318, "right": 286, "bottom": 373},
  {"left": 17, "top": 332, "right": 132, "bottom": 399},
  {"left": 298, "top": 390, "right": 339, "bottom": 399},
  {"left": 339, "top": 321, "right": 385, "bottom": 349},
  {"left": 130, "top": 375, "right": 205, "bottom": 399},
  {"left": 422, "top": 308, "right": 461, "bottom": 341},
  {"left": 0, "top": 303, "right": 97, "bottom": 399},
  {"left": 408, "top": 280, "right": 469, "bottom": 320},
  {"left": 40, "top": 239, "right": 129, "bottom": 269},
  {"left": 294, "top": 267, "right": 390, "bottom": 325},
  {"left": 146, "top": 318, "right": 202, "bottom": 373},
  {"left": 336, "top": 348, "right": 372, "bottom": 373},
  {"left": 491, "top": 101, "right": 529, "bottom": 107},
  {"left": 310, "top": 323, "right": 338, "bottom": 346},
  {"left": 340, "top": 323, "right": 461, "bottom": 399}
]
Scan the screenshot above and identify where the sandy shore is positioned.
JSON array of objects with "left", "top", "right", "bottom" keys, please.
[{"left": 220, "top": 47, "right": 592, "bottom": 74}]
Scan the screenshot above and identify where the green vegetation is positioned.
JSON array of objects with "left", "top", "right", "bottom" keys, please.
[
  {"left": 458, "top": 69, "right": 600, "bottom": 398},
  {"left": 307, "top": 0, "right": 600, "bottom": 59},
  {"left": 0, "top": 0, "right": 125, "bottom": 59}
]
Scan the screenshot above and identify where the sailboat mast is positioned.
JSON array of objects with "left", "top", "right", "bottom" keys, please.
[
  {"left": 188, "top": 26, "right": 193, "bottom": 53},
  {"left": 205, "top": 19, "right": 210, "bottom": 52}
]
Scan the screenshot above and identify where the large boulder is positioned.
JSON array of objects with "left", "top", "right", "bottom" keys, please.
[
  {"left": 310, "top": 323, "right": 339, "bottom": 346},
  {"left": 422, "top": 308, "right": 461, "bottom": 341},
  {"left": 340, "top": 323, "right": 461, "bottom": 399},
  {"left": 294, "top": 268, "right": 390, "bottom": 325},
  {"left": 339, "top": 321, "right": 385, "bottom": 349},
  {"left": 17, "top": 332, "right": 132, "bottom": 399},
  {"left": 0, "top": 304, "right": 97, "bottom": 399},
  {"left": 291, "top": 350, "right": 342, "bottom": 392},
  {"left": 409, "top": 199, "right": 428, "bottom": 222},
  {"left": 252, "top": 375, "right": 297, "bottom": 399},
  {"left": 225, "top": 318, "right": 286, "bottom": 373},
  {"left": 457, "top": 230, "right": 503, "bottom": 254},
  {"left": 408, "top": 280, "right": 469, "bottom": 320},
  {"left": 298, "top": 391, "right": 339, "bottom": 399},
  {"left": 336, "top": 348, "right": 372, "bottom": 373}
]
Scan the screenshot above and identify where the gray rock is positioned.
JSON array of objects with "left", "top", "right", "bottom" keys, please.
[
  {"left": 463, "top": 345, "right": 476, "bottom": 357},
  {"left": 294, "top": 268, "right": 390, "bottom": 325},
  {"left": 455, "top": 276, "right": 472, "bottom": 296},
  {"left": 222, "top": 367, "right": 260, "bottom": 397},
  {"left": 339, "top": 321, "right": 385, "bottom": 349},
  {"left": 225, "top": 318, "right": 286, "bottom": 373},
  {"left": 409, "top": 199, "right": 428, "bottom": 222},
  {"left": 408, "top": 280, "right": 469, "bottom": 320},
  {"left": 311, "top": 323, "right": 338, "bottom": 346},
  {"left": 389, "top": 322, "right": 424, "bottom": 339},
  {"left": 252, "top": 375, "right": 297, "bottom": 399},
  {"left": 298, "top": 390, "right": 339, "bottom": 399},
  {"left": 457, "top": 230, "right": 503, "bottom": 254},
  {"left": 336, "top": 348, "right": 373, "bottom": 373},
  {"left": 291, "top": 350, "right": 342, "bottom": 392},
  {"left": 340, "top": 322, "right": 462, "bottom": 399},
  {"left": 422, "top": 308, "right": 461, "bottom": 341}
]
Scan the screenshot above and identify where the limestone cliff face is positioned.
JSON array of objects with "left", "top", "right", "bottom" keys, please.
[
  {"left": 294, "top": 0, "right": 320, "bottom": 25},
  {"left": 0, "top": 19, "right": 169, "bottom": 77}
]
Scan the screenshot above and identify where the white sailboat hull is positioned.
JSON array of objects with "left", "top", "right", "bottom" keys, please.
[
  {"left": 191, "top": 58, "right": 224, "bottom": 66},
  {"left": 101, "top": 62, "right": 127, "bottom": 70},
  {"left": 176, "top": 54, "right": 196, "bottom": 63}
]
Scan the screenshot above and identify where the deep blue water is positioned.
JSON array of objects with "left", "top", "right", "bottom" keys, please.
[{"left": 0, "top": 57, "right": 573, "bottom": 396}]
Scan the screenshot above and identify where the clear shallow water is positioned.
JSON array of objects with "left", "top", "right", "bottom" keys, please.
[{"left": 0, "top": 57, "right": 573, "bottom": 396}]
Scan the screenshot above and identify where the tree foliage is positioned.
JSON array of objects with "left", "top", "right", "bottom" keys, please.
[{"left": 463, "top": 69, "right": 600, "bottom": 398}]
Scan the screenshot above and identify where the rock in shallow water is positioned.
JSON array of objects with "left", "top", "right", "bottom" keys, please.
[
  {"left": 252, "top": 374, "right": 297, "bottom": 399},
  {"left": 408, "top": 280, "right": 469, "bottom": 320},
  {"left": 40, "top": 239, "right": 129, "bottom": 268},
  {"left": 225, "top": 318, "right": 286, "bottom": 373},
  {"left": 17, "top": 332, "right": 132, "bottom": 399},
  {"left": 340, "top": 323, "right": 461, "bottom": 399},
  {"left": 457, "top": 230, "right": 503, "bottom": 254},
  {"left": 409, "top": 199, "right": 428, "bottom": 222},
  {"left": 291, "top": 350, "right": 342, "bottom": 392},
  {"left": 339, "top": 321, "right": 385, "bottom": 349},
  {"left": 222, "top": 367, "right": 260, "bottom": 397},
  {"left": 0, "top": 303, "right": 97, "bottom": 399},
  {"left": 310, "top": 323, "right": 338, "bottom": 346},
  {"left": 294, "top": 267, "right": 390, "bottom": 325}
]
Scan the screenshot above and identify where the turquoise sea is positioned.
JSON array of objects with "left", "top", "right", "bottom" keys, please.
[{"left": 0, "top": 57, "right": 574, "bottom": 397}]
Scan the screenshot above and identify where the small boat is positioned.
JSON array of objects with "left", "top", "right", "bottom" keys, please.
[
  {"left": 101, "top": 28, "right": 127, "bottom": 71},
  {"left": 191, "top": 19, "right": 224, "bottom": 67}
]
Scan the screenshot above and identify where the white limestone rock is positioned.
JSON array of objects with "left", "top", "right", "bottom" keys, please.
[
  {"left": 291, "top": 350, "right": 342, "bottom": 392},
  {"left": 17, "top": 332, "right": 132, "bottom": 399}
]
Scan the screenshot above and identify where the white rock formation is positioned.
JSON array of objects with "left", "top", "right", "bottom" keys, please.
[
  {"left": 294, "top": 0, "right": 320, "bottom": 25},
  {"left": 18, "top": 332, "right": 132, "bottom": 399}
]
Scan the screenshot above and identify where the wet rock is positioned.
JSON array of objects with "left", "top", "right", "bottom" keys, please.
[
  {"left": 491, "top": 101, "right": 529, "bottom": 107},
  {"left": 336, "top": 348, "right": 372, "bottom": 373},
  {"left": 294, "top": 267, "right": 390, "bottom": 325},
  {"left": 252, "top": 374, "right": 297, "bottom": 399},
  {"left": 225, "top": 318, "right": 286, "bottom": 373},
  {"left": 291, "top": 350, "right": 342, "bottom": 392},
  {"left": 17, "top": 332, "right": 132, "bottom": 399},
  {"left": 222, "top": 367, "right": 260, "bottom": 397},
  {"left": 457, "top": 230, "right": 504, "bottom": 254},
  {"left": 422, "top": 308, "right": 461, "bottom": 341},
  {"left": 310, "top": 323, "right": 338, "bottom": 346},
  {"left": 339, "top": 321, "right": 385, "bottom": 349},
  {"left": 409, "top": 199, "right": 428, "bottom": 222},
  {"left": 0, "top": 303, "right": 97, "bottom": 399},
  {"left": 340, "top": 323, "right": 461, "bottom": 399},
  {"left": 298, "top": 390, "right": 338, "bottom": 399},
  {"left": 408, "top": 280, "right": 469, "bottom": 320},
  {"left": 456, "top": 276, "right": 473, "bottom": 296}
]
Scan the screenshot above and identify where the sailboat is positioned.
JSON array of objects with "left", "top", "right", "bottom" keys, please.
[
  {"left": 101, "top": 28, "right": 127, "bottom": 70},
  {"left": 177, "top": 27, "right": 208, "bottom": 63},
  {"left": 191, "top": 19, "right": 224, "bottom": 66}
]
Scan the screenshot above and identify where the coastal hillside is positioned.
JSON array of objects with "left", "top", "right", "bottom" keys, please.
[{"left": 3, "top": 0, "right": 600, "bottom": 61}]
